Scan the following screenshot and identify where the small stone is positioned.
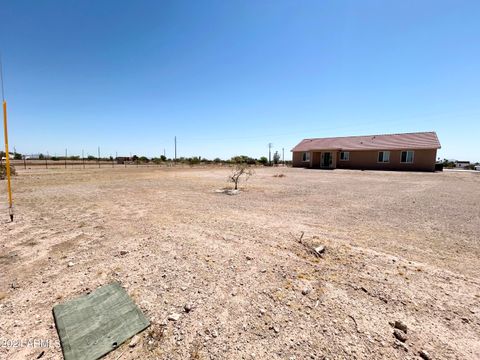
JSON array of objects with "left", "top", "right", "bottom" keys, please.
[
  {"left": 419, "top": 350, "right": 431, "bottom": 360},
  {"left": 260, "top": 269, "right": 267, "bottom": 273},
  {"left": 68, "top": 262, "right": 75, "bottom": 267},
  {"left": 314, "top": 245, "right": 325, "bottom": 256},
  {"left": 394, "top": 340, "right": 408, "bottom": 352},
  {"left": 120, "top": 250, "right": 128, "bottom": 256},
  {"left": 129, "top": 335, "right": 140, "bottom": 348},
  {"left": 246, "top": 255, "right": 253, "bottom": 261},
  {"left": 181, "top": 286, "right": 187, "bottom": 291},
  {"left": 394, "top": 320, "right": 408, "bottom": 333},
  {"left": 212, "top": 330, "right": 218, "bottom": 338},
  {"left": 393, "top": 329, "right": 408, "bottom": 342},
  {"left": 184, "top": 303, "right": 193, "bottom": 313},
  {"left": 259, "top": 308, "right": 266, "bottom": 315},
  {"left": 168, "top": 313, "right": 181, "bottom": 321},
  {"left": 273, "top": 326, "right": 280, "bottom": 333},
  {"left": 302, "top": 288, "right": 311, "bottom": 296}
]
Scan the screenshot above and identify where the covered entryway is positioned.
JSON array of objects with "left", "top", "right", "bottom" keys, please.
[
  {"left": 321, "top": 152, "right": 332, "bottom": 168},
  {"left": 309, "top": 151, "right": 337, "bottom": 169}
]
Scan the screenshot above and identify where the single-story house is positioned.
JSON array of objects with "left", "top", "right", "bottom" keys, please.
[
  {"left": 454, "top": 161, "right": 470, "bottom": 168},
  {"left": 291, "top": 131, "right": 441, "bottom": 172}
]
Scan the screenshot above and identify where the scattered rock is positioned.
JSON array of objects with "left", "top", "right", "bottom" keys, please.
[
  {"left": 393, "top": 329, "right": 408, "bottom": 342},
  {"left": 168, "top": 313, "right": 181, "bottom": 321},
  {"left": 120, "top": 250, "right": 128, "bottom": 256},
  {"left": 67, "top": 262, "right": 75, "bottom": 267},
  {"left": 246, "top": 255, "right": 253, "bottom": 261},
  {"left": 313, "top": 245, "right": 326, "bottom": 256},
  {"left": 216, "top": 189, "right": 240, "bottom": 195},
  {"left": 129, "top": 335, "right": 140, "bottom": 348},
  {"left": 211, "top": 330, "right": 218, "bottom": 338},
  {"left": 259, "top": 308, "right": 266, "bottom": 315},
  {"left": 301, "top": 288, "right": 311, "bottom": 295},
  {"left": 184, "top": 303, "right": 193, "bottom": 313},
  {"left": 419, "top": 350, "right": 431, "bottom": 360},
  {"left": 11, "top": 280, "right": 19, "bottom": 289},
  {"left": 394, "top": 320, "right": 408, "bottom": 333},
  {"left": 394, "top": 340, "right": 409, "bottom": 352}
]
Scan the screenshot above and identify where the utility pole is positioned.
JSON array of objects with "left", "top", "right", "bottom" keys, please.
[
  {"left": 268, "top": 143, "right": 273, "bottom": 165},
  {"left": 98, "top": 146, "right": 100, "bottom": 168},
  {"left": 174, "top": 136, "right": 177, "bottom": 163},
  {"left": 282, "top": 147, "right": 285, "bottom": 165},
  {"left": 82, "top": 149, "right": 85, "bottom": 169},
  {"left": 65, "top": 148, "right": 67, "bottom": 169}
]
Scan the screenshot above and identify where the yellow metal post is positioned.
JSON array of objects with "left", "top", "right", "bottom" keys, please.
[{"left": 3, "top": 100, "right": 13, "bottom": 221}]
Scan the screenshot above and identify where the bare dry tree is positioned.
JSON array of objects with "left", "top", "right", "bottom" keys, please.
[{"left": 229, "top": 163, "right": 254, "bottom": 190}]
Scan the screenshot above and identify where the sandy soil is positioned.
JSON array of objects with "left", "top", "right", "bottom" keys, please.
[{"left": 1, "top": 166, "right": 479, "bottom": 360}]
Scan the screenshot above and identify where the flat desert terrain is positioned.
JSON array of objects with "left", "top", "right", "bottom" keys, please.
[{"left": 1, "top": 166, "right": 479, "bottom": 359}]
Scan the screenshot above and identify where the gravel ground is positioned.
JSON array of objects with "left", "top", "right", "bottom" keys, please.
[{"left": 0, "top": 166, "right": 479, "bottom": 360}]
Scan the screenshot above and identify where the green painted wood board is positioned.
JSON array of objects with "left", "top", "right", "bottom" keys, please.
[{"left": 53, "top": 282, "right": 150, "bottom": 360}]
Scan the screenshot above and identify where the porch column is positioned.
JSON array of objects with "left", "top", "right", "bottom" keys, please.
[
  {"left": 331, "top": 151, "right": 337, "bottom": 169},
  {"left": 309, "top": 151, "right": 313, "bottom": 168}
]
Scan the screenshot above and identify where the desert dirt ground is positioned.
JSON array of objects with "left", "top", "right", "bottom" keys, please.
[{"left": 0, "top": 166, "right": 479, "bottom": 360}]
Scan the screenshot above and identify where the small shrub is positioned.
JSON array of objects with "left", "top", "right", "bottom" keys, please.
[
  {"left": 228, "top": 163, "right": 254, "bottom": 190},
  {"left": 0, "top": 163, "right": 16, "bottom": 180},
  {"left": 273, "top": 173, "right": 286, "bottom": 178}
]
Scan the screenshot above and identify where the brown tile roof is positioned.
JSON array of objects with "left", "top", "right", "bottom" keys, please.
[{"left": 292, "top": 131, "right": 441, "bottom": 152}]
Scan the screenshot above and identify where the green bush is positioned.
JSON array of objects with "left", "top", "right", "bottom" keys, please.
[{"left": 258, "top": 157, "right": 268, "bottom": 165}]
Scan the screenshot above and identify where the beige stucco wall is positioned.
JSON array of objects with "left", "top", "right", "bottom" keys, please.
[{"left": 292, "top": 149, "right": 437, "bottom": 171}]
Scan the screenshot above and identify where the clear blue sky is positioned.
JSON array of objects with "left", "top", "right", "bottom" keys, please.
[{"left": 1, "top": 0, "right": 479, "bottom": 161}]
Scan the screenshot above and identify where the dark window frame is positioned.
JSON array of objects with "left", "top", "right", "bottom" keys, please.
[
  {"left": 400, "top": 150, "right": 414, "bottom": 163},
  {"left": 377, "top": 151, "right": 390, "bottom": 163},
  {"left": 339, "top": 151, "right": 350, "bottom": 161}
]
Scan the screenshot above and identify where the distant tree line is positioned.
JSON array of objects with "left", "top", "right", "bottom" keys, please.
[{"left": 1, "top": 150, "right": 291, "bottom": 166}]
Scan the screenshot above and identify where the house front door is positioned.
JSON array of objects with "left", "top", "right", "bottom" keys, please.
[{"left": 321, "top": 152, "right": 331, "bottom": 168}]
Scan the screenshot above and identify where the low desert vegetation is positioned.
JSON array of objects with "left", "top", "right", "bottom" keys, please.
[
  {"left": 0, "top": 163, "right": 16, "bottom": 180},
  {"left": 228, "top": 163, "right": 255, "bottom": 190}
]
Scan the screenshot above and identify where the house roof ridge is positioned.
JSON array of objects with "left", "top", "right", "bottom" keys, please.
[{"left": 302, "top": 131, "right": 437, "bottom": 142}]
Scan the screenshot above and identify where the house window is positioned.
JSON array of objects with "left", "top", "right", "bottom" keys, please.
[
  {"left": 401, "top": 150, "right": 414, "bottom": 163},
  {"left": 378, "top": 151, "right": 390, "bottom": 163},
  {"left": 302, "top": 152, "right": 310, "bottom": 162},
  {"left": 340, "top": 151, "right": 350, "bottom": 161}
]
